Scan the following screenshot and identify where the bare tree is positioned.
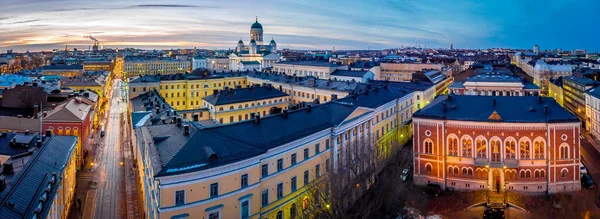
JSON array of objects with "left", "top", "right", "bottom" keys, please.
[{"left": 295, "top": 133, "right": 402, "bottom": 219}]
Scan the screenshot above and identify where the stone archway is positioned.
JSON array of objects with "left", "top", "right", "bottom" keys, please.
[{"left": 492, "top": 170, "right": 502, "bottom": 193}]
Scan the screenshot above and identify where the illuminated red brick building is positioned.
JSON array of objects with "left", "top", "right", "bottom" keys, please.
[{"left": 412, "top": 95, "right": 581, "bottom": 193}]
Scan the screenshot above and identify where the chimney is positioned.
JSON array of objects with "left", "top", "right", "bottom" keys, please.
[
  {"left": 25, "top": 130, "right": 30, "bottom": 135},
  {"left": 33, "top": 105, "right": 39, "bottom": 119},
  {"left": 306, "top": 104, "right": 312, "bottom": 112},
  {"left": 183, "top": 124, "right": 190, "bottom": 136},
  {"left": 36, "top": 140, "right": 42, "bottom": 148},
  {"left": 331, "top": 94, "right": 338, "bottom": 100},
  {"left": 254, "top": 115, "right": 261, "bottom": 124},
  {"left": 45, "top": 129, "right": 52, "bottom": 137},
  {"left": 442, "top": 102, "right": 447, "bottom": 112},
  {"left": 250, "top": 112, "right": 256, "bottom": 119},
  {"left": 447, "top": 95, "right": 452, "bottom": 101},
  {"left": 282, "top": 109, "right": 288, "bottom": 118},
  {"left": 213, "top": 89, "right": 218, "bottom": 97},
  {"left": 544, "top": 105, "right": 548, "bottom": 114},
  {"left": 43, "top": 111, "right": 48, "bottom": 118},
  {"left": 493, "top": 98, "right": 496, "bottom": 106},
  {"left": 538, "top": 96, "right": 543, "bottom": 104}
]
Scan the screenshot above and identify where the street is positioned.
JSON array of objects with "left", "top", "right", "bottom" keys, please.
[
  {"left": 581, "top": 131, "right": 600, "bottom": 194},
  {"left": 92, "top": 79, "right": 127, "bottom": 218}
]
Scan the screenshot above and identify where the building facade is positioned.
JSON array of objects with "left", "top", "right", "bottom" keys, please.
[
  {"left": 123, "top": 57, "right": 191, "bottom": 77},
  {"left": 379, "top": 62, "right": 443, "bottom": 82},
  {"left": 413, "top": 95, "right": 581, "bottom": 194},
  {"left": 132, "top": 85, "right": 415, "bottom": 219},
  {"left": 563, "top": 76, "right": 596, "bottom": 126},
  {"left": 272, "top": 61, "right": 347, "bottom": 80},
  {"left": 585, "top": 87, "right": 600, "bottom": 136}
]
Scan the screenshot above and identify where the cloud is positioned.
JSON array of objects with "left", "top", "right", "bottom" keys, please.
[
  {"left": 10, "top": 19, "right": 43, "bottom": 24},
  {"left": 133, "top": 4, "right": 217, "bottom": 8}
]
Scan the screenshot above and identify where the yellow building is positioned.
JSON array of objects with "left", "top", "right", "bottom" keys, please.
[
  {"left": 202, "top": 85, "right": 290, "bottom": 124},
  {"left": 123, "top": 56, "right": 191, "bottom": 77},
  {"left": 0, "top": 132, "right": 78, "bottom": 219},
  {"left": 128, "top": 73, "right": 248, "bottom": 111},
  {"left": 41, "top": 64, "right": 85, "bottom": 77},
  {"left": 548, "top": 79, "right": 564, "bottom": 106},
  {"left": 131, "top": 85, "right": 415, "bottom": 219}
]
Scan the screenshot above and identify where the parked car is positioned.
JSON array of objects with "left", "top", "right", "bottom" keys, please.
[
  {"left": 581, "top": 174, "right": 596, "bottom": 189},
  {"left": 401, "top": 168, "right": 410, "bottom": 182},
  {"left": 100, "top": 125, "right": 106, "bottom": 137},
  {"left": 483, "top": 207, "right": 505, "bottom": 219},
  {"left": 422, "top": 183, "right": 442, "bottom": 196},
  {"left": 581, "top": 162, "right": 588, "bottom": 175},
  {"left": 553, "top": 198, "right": 561, "bottom": 209}
]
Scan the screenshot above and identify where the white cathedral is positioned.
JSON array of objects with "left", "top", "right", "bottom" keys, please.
[{"left": 229, "top": 17, "right": 281, "bottom": 71}]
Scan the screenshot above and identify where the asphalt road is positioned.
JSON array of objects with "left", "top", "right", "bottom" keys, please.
[
  {"left": 92, "top": 79, "right": 126, "bottom": 218},
  {"left": 581, "top": 132, "right": 600, "bottom": 190}
]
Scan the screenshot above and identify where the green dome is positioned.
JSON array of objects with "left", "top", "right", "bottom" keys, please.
[
  {"left": 250, "top": 39, "right": 256, "bottom": 44},
  {"left": 238, "top": 39, "right": 243, "bottom": 44},
  {"left": 251, "top": 21, "right": 262, "bottom": 29},
  {"left": 270, "top": 39, "right": 276, "bottom": 44}
]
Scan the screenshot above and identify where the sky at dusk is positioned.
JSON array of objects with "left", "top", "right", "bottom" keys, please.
[{"left": 0, "top": 0, "right": 599, "bottom": 52}]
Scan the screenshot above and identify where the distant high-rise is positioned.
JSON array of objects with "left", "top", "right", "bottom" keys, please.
[
  {"left": 450, "top": 43, "right": 453, "bottom": 50},
  {"left": 534, "top": 44, "right": 539, "bottom": 54}
]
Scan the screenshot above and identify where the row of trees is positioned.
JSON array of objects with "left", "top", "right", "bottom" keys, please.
[{"left": 296, "top": 133, "right": 402, "bottom": 218}]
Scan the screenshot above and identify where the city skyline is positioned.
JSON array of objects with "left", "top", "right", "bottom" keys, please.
[{"left": 1, "top": 0, "right": 600, "bottom": 52}]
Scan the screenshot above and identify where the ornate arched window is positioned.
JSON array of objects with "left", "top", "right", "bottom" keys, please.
[
  {"left": 447, "top": 134, "right": 459, "bottom": 156},
  {"left": 504, "top": 138, "right": 516, "bottom": 159},
  {"left": 534, "top": 138, "right": 545, "bottom": 159},
  {"left": 519, "top": 137, "right": 531, "bottom": 159},
  {"left": 461, "top": 136, "right": 473, "bottom": 157},
  {"left": 475, "top": 136, "right": 487, "bottom": 158},
  {"left": 277, "top": 211, "right": 283, "bottom": 219},
  {"left": 559, "top": 143, "right": 570, "bottom": 159},
  {"left": 561, "top": 168, "right": 568, "bottom": 178},
  {"left": 423, "top": 139, "right": 433, "bottom": 154}
]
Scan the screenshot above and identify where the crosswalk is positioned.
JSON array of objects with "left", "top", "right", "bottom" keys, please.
[{"left": 77, "top": 172, "right": 94, "bottom": 181}]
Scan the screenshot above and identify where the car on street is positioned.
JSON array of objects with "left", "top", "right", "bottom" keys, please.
[
  {"left": 401, "top": 168, "right": 410, "bottom": 182},
  {"left": 422, "top": 183, "right": 442, "bottom": 196},
  {"left": 581, "top": 162, "right": 588, "bottom": 176},
  {"left": 100, "top": 125, "right": 105, "bottom": 137},
  {"left": 581, "top": 174, "right": 596, "bottom": 190},
  {"left": 483, "top": 207, "right": 505, "bottom": 219}
]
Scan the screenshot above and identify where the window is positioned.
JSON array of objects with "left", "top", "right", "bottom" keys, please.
[
  {"left": 462, "top": 138, "right": 472, "bottom": 157},
  {"left": 315, "top": 144, "right": 320, "bottom": 154},
  {"left": 261, "top": 164, "right": 268, "bottom": 178},
  {"left": 277, "top": 159, "right": 284, "bottom": 171},
  {"left": 304, "top": 148, "right": 309, "bottom": 160},
  {"left": 448, "top": 136, "right": 458, "bottom": 156},
  {"left": 316, "top": 164, "right": 321, "bottom": 178},
  {"left": 277, "top": 211, "right": 283, "bottom": 219},
  {"left": 291, "top": 153, "right": 297, "bottom": 165},
  {"left": 326, "top": 158, "right": 330, "bottom": 172},
  {"left": 277, "top": 183, "right": 284, "bottom": 199},
  {"left": 534, "top": 140, "right": 545, "bottom": 159},
  {"left": 561, "top": 169, "right": 568, "bottom": 178},
  {"left": 210, "top": 183, "right": 219, "bottom": 198},
  {"left": 476, "top": 138, "right": 487, "bottom": 158},
  {"left": 426, "top": 164, "right": 432, "bottom": 173},
  {"left": 559, "top": 144, "right": 569, "bottom": 159},
  {"left": 505, "top": 139, "right": 516, "bottom": 159},
  {"left": 325, "top": 139, "right": 330, "bottom": 149},
  {"left": 208, "top": 211, "right": 220, "bottom": 219},
  {"left": 175, "top": 190, "right": 185, "bottom": 206},
  {"left": 241, "top": 200, "right": 249, "bottom": 218},
  {"left": 304, "top": 170, "right": 309, "bottom": 185},
  {"left": 424, "top": 139, "right": 433, "bottom": 154},
  {"left": 291, "top": 177, "right": 297, "bottom": 192},
  {"left": 290, "top": 204, "right": 297, "bottom": 219},
  {"left": 261, "top": 190, "right": 269, "bottom": 206},
  {"left": 520, "top": 139, "right": 531, "bottom": 159},
  {"left": 241, "top": 174, "right": 249, "bottom": 188}
]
